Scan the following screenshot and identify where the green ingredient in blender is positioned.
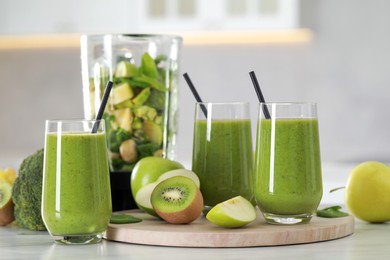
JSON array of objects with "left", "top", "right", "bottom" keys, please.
[
  {"left": 115, "top": 61, "right": 139, "bottom": 78},
  {"left": 95, "top": 52, "right": 173, "bottom": 171},
  {"left": 143, "top": 120, "right": 163, "bottom": 146},
  {"left": 131, "top": 76, "right": 166, "bottom": 91},
  {"left": 145, "top": 89, "right": 166, "bottom": 110},
  {"left": 141, "top": 53, "right": 159, "bottom": 78},
  {"left": 134, "top": 106, "right": 157, "bottom": 121},
  {"left": 112, "top": 108, "right": 133, "bottom": 132},
  {"left": 132, "top": 88, "right": 151, "bottom": 106},
  {"left": 112, "top": 82, "right": 134, "bottom": 105},
  {"left": 109, "top": 128, "right": 132, "bottom": 153}
]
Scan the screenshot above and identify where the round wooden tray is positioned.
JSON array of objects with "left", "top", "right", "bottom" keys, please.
[{"left": 103, "top": 209, "right": 354, "bottom": 248}]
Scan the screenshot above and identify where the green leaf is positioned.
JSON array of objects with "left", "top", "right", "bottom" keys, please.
[
  {"left": 137, "top": 143, "right": 160, "bottom": 158},
  {"left": 144, "top": 89, "right": 166, "bottom": 110},
  {"left": 131, "top": 76, "right": 166, "bottom": 92},
  {"left": 132, "top": 87, "right": 151, "bottom": 107},
  {"left": 155, "top": 54, "right": 167, "bottom": 65},
  {"left": 316, "top": 206, "right": 349, "bottom": 218},
  {"left": 141, "top": 53, "right": 159, "bottom": 78},
  {"left": 108, "top": 128, "right": 132, "bottom": 153},
  {"left": 110, "top": 214, "right": 142, "bottom": 224}
]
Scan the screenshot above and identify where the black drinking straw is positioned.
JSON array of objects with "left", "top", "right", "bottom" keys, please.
[
  {"left": 182, "top": 73, "right": 208, "bottom": 118},
  {"left": 91, "top": 81, "right": 113, "bottom": 133},
  {"left": 249, "top": 71, "right": 271, "bottom": 119}
]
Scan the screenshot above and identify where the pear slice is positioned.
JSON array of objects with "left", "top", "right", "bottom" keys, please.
[{"left": 206, "top": 196, "right": 256, "bottom": 228}]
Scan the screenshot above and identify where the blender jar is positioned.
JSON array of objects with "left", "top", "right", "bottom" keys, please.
[{"left": 80, "top": 34, "right": 182, "bottom": 173}]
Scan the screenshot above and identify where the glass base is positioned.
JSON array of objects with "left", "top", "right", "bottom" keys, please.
[
  {"left": 263, "top": 213, "right": 313, "bottom": 225},
  {"left": 51, "top": 233, "right": 103, "bottom": 245}
]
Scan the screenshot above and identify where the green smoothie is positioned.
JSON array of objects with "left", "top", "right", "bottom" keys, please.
[
  {"left": 192, "top": 119, "right": 254, "bottom": 210},
  {"left": 254, "top": 118, "right": 322, "bottom": 216},
  {"left": 42, "top": 132, "right": 112, "bottom": 236}
]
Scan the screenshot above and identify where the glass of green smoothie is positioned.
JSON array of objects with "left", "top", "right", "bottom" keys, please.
[
  {"left": 42, "top": 119, "right": 112, "bottom": 244},
  {"left": 192, "top": 102, "right": 254, "bottom": 213},
  {"left": 254, "top": 102, "right": 323, "bottom": 225}
]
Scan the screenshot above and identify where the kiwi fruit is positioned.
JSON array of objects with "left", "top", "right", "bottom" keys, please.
[
  {"left": 0, "top": 181, "right": 15, "bottom": 226},
  {"left": 151, "top": 176, "right": 203, "bottom": 224}
]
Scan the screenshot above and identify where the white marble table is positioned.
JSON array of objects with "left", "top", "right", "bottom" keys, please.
[{"left": 1, "top": 218, "right": 389, "bottom": 260}]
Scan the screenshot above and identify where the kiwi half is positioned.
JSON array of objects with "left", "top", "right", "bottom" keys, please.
[
  {"left": 0, "top": 181, "right": 15, "bottom": 226},
  {"left": 0, "top": 181, "right": 12, "bottom": 208},
  {"left": 151, "top": 176, "right": 203, "bottom": 224}
]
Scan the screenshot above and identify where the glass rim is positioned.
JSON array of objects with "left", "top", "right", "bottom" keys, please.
[
  {"left": 196, "top": 101, "right": 250, "bottom": 105},
  {"left": 259, "top": 102, "right": 317, "bottom": 106},
  {"left": 80, "top": 33, "right": 183, "bottom": 42},
  {"left": 45, "top": 119, "right": 103, "bottom": 123}
]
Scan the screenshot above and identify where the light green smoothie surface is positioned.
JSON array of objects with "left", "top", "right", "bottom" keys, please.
[
  {"left": 192, "top": 119, "right": 254, "bottom": 208},
  {"left": 42, "top": 132, "right": 112, "bottom": 235},
  {"left": 255, "top": 118, "right": 323, "bottom": 215}
]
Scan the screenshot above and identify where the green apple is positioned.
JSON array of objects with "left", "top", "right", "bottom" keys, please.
[
  {"left": 345, "top": 161, "right": 390, "bottom": 223},
  {"left": 206, "top": 196, "right": 256, "bottom": 228},
  {"left": 131, "top": 157, "right": 184, "bottom": 196},
  {"left": 131, "top": 157, "right": 201, "bottom": 216}
]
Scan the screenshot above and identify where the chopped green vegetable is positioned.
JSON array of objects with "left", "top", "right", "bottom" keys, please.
[
  {"left": 145, "top": 89, "right": 166, "bottom": 110},
  {"left": 137, "top": 143, "right": 161, "bottom": 159},
  {"left": 108, "top": 128, "right": 132, "bottom": 153},
  {"left": 110, "top": 213, "right": 142, "bottom": 224},
  {"left": 128, "top": 78, "right": 151, "bottom": 88},
  {"left": 115, "top": 61, "right": 139, "bottom": 78},
  {"left": 134, "top": 106, "right": 157, "bottom": 121},
  {"left": 132, "top": 87, "right": 151, "bottom": 107},
  {"left": 91, "top": 51, "right": 177, "bottom": 172},
  {"left": 131, "top": 76, "right": 166, "bottom": 92},
  {"left": 317, "top": 206, "right": 349, "bottom": 218},
  {"left": 141, "top": 53, "right": 158, "bottom": 78},
  {"left": 112, "top": 82, "right": 134, "bottom": 105},
  {"left": 154, "top": 54, "right": 167, "bottom": 65},
  {"left": 143, "top": 120, "right": 163, "bottom": 146}
]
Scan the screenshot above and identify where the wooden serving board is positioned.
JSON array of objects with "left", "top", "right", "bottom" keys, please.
[{"left": 104, "top": 209, "right": 354, "bottom": 248}]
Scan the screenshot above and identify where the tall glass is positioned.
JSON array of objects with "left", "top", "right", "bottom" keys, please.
[
  {"left": 192, "top": 102, "right": 254, "bottom": 213},
  {"left": 42, "top": 120, "right": 112, "bottom": 244},
  {"left": 254, "top": 102, "right": 323, "bottom": 224}
]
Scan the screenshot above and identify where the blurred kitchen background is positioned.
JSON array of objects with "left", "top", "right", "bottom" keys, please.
[{"left": 1, "top": 0, "right": 389, "bottom": 202}]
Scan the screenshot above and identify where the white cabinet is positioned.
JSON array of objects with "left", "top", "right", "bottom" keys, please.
[{"left": 0, "top": 0, "right": 299, "bottom": 34}]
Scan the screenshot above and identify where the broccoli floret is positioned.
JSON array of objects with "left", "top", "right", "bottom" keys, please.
[{"left": 12, "top": 149, "right": 46, "bottom": 231}]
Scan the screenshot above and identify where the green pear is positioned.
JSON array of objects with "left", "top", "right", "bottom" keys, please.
[
  {"left": 206, "top": 196, "right": 256, "bottom": 228},
  {"left": 345, "top": 161, "right": 390, "bottom": 223}
]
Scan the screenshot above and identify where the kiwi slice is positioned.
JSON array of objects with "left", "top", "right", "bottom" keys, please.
[
  {"left": 0, "top": 181, "right": 15, "bottom": 226},
  {"left": 151, "top": 176, "right": 203, "bottom": 224},
  {"left": 0, "top": 181, "right": 12, "bottom": 208}
]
